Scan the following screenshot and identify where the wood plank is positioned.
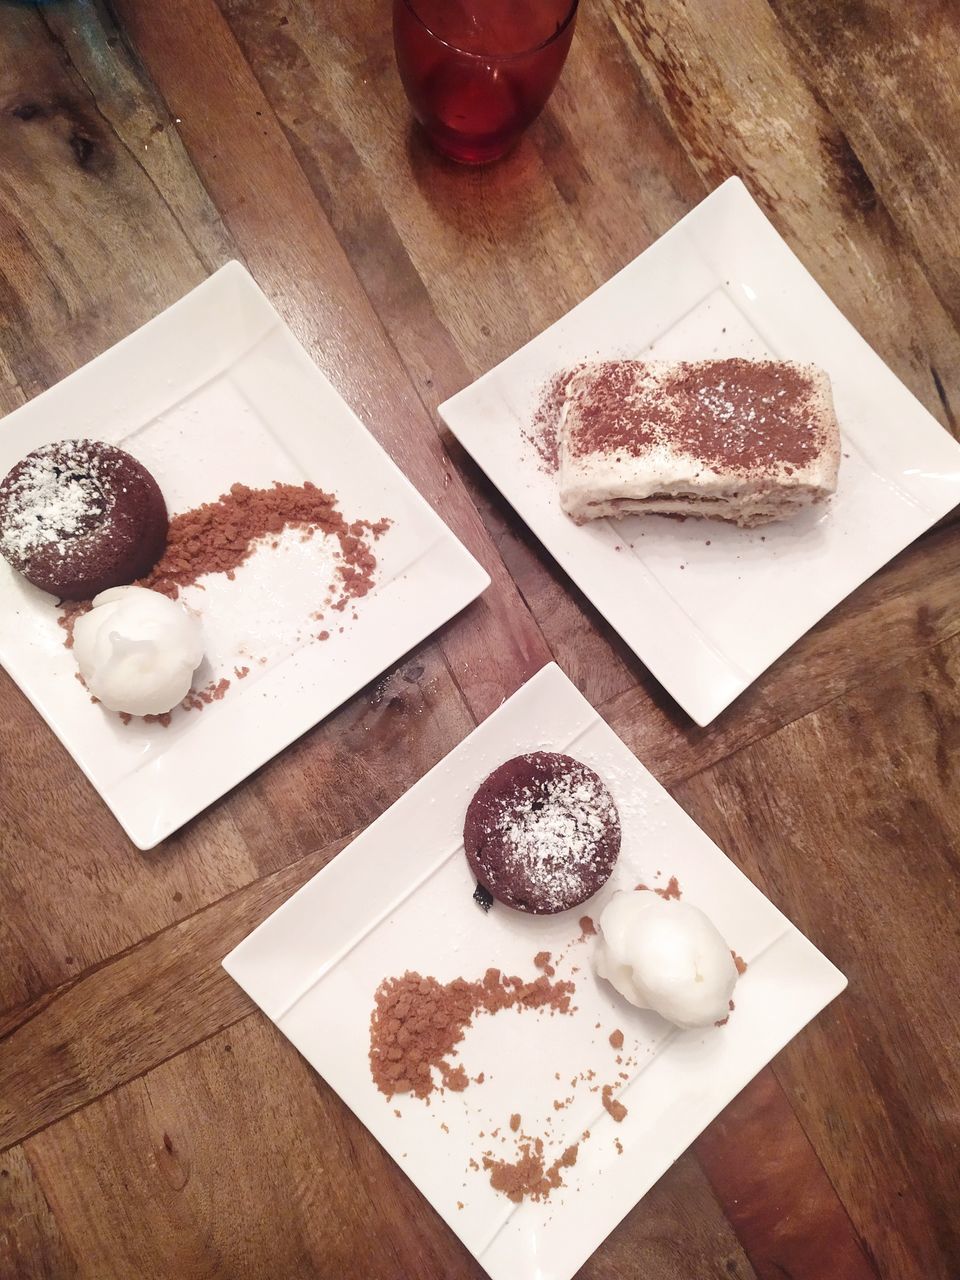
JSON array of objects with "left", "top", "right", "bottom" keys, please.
[
  {"left": 577, "top": 1152, "right": 757, "bottom": 1279},
  {"left": 0, "top": 4, "right": 218, "bottom": 396},
  {"left": 694, "top": 1068, "right": 878, "bottom": 1280},
  {"left": 25, "top": 1016, "right": 756, "bottom": 1280},
  {"left": 0, "top": 833, "right": 353, "bottom": 1151},
  {"left": 0, "top": 1145, "right": 79, "bottom": 1279},
  {"left": 599, "top": 519, "right": 960, "bottom": 786},
  {"left": 770, "top": 0, "right": 960, "bottom": 342},
  {"left": 24, "top": 1017, "right": 487, "bottom": 1279},
  {"left": 0, "top": 648, "right": 471, "bottom": 1015},
  {"left": 672, "top": 633, "right": 960, "bottom": 1280},
  {"left": 110, "top": 0, "right": 552, "bottom": 725},
  {"left": 601, "top": 0, "right": 960, "bottom": 438}
]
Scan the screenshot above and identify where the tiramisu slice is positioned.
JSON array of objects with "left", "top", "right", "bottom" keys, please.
[{"left": 557, "top": 359, "right": 841, "bottom": 527}]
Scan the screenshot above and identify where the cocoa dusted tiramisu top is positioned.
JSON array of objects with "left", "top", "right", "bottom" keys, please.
[
  {"left": 565, "top": 359, "right": 830, "bottom": 472},
  {"left": 557, "top": 358, "right": 841, "bottom": 527}
]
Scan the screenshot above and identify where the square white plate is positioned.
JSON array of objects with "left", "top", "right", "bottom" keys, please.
[
  {"left": 224, "top": 663, "right": 846, "bottom": 1280},
  {"left": 0, "top": 262, "right": 489, "bottom": 848},
  {"left": 439, "top": 177, "right": 960, "bottom": 726}
]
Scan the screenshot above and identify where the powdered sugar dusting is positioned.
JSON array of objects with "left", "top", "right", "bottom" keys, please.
[
  {"left": 478, "top": 754, "right": 620, "bottom": 912},
  {"left": 0, "top": 442, "right": 106, "bottom": 562}
]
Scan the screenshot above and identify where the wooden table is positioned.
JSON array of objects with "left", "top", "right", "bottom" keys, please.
[{"left": 1, "top": 2, "right": 958, "bottom": 1277}]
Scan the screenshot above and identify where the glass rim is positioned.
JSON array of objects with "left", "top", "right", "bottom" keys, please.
[{"left": 398, "top": 0, "right": 579, "bottom": 60}]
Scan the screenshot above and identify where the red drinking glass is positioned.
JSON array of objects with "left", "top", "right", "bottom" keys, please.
[{"left": 393, "top": 0, "right": 579, "bottom": 164}]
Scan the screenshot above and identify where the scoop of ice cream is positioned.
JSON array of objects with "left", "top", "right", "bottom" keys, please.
[
  {"left": 594, "top": 890, "right": 738, "bottom": 1028},
  {"left": 73, "top": 585, "right": 204, "bottom": 716}
]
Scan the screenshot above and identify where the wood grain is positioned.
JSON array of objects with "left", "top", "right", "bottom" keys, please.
[
  {"left": 0, "top": 1145, "right": 78, "bottom": 1280},
  {"left": 212, "top": 0, "right": 960, "bottom": 730},
  {"left": 600, "top": 519, "right": 960, "bottom": 788},
  {"left": 674, "top": 635, "right": 960, "bottom": 1280},
  {"left": 1, "top": 0, "right": 959, "bottom": 1277},
  {"left": 694, "top": 1068, "right": 878, "bottom": 1280},
  {"left": 771, "top": 0, "right": 960, "bottom": 341},
  {"left": 0, "top": 648, "right": 471, "bottom": 1015},
  {"left": 602, "top": 0, "right": 960, "bottom": 437},
  {"left": 0, "top": 832, "right": 356, "bottom": 1150},
  {"left": 211, "top": 0, "right": 706, "bottom": 714},
  {"left": 0, "top": 5, "right": 216, "bottom": 395},
  {"left": 24, "top": 1015, "right": 759, "bottom": 1280}
]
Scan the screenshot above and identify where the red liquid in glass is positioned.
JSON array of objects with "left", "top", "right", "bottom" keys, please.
[{"left": 393, "top": 0, "right": 578, "bottom": 164}]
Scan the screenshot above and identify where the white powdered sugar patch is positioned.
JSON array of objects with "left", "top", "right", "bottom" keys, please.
[
  {"left": 494, "top": 765, "right": 619, "bottom": 911},
  {"left": 0, "top": 442, "right": 105, "bottom": 563}
]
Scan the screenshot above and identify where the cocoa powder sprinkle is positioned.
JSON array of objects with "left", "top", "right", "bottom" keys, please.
[
  {"left": 566, "top": 359, "right": 826, "bottom": 476},
  {"left": 369, "top": 968, "right": 575, "bottom": 1102},
  {"left": 601, "top": 1084, "right": 628, "bottom": 1123},
  {"left": 636, "top": 875, "right": 682, "bottom": 900},
  {"left": 137, "top": 481, "right": 389, "bottom": 605},
  {"left": 483, "top": 1140, "right": 580, "bottom": 1203},
  {"left": 523, "top": 366, "right": 584, "bottom": 474}
]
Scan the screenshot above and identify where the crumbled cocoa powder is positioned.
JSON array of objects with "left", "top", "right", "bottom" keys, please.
[
  {"left": 369, "top": 968, "right": 575, "bottom": 1101},
  {"left": 609, "top": 1029, "right": 624, "bottom": 1050},
  {"left": 483, "top": 1139, "right": 579, "bottom": 1203},
  {"left": 441, "top": 1063, "right": 469, "bottom": 1092},
  {"left": 523, "top": 366, "right": 584, "bottom": 474},
  {"left": 566, "top": 359, "right": 827, "bottom": 475},
  {"left": 635, "top": 875, "right": 682, "bottom": 900},
  {"left": 578, "top": 915, "right": 596, "bottom": 937},
  {"left": 533, "top": 950, "right": 556, "bottom": 977},
  {"left": 732, "top": 951, "right": 748, "bottom": 975},
  {"left": 136, "top": 481, "right": 388, "bottom": 604},
  {"left": 180, "top": 677, "right": 230, "bottom": 713},
  {"left": 509, "top": 1113, "right": 521, "bottom": 1132},
  {"left": 601, "top": 1084, "right": 628, "bottom": 1122},
  {"left": 715, "top": 1014, "right": 729, "bottom": 1027},
  {"left": 141, "top": 710, "right": 172, "bottom": 727}
]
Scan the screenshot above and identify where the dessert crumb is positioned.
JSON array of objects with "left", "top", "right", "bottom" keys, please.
[{"left": 601, "top": 1084, "right": 628, "bottom": 1123}]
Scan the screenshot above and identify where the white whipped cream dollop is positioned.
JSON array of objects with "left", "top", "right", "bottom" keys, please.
[
  {"left": 594, "top": 890, "right": 738, "bottom": 1029},
  {"left": 73, "top": 586, "right": 204, "bottom": 716}
]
